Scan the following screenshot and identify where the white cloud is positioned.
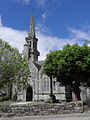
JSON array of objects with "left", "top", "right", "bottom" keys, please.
[
  {"left": 0, "top": 15, "right": 3, "bottom": 27},
  {"left": 0, "top": 16, "right": 27, "bottom": 53},
  {"left": 36, "top": 0, "right": 46, "bottom": 6},
  {"left": 0, "top": 16, "right": 90, "bottom": 60},
  {"left": 37, "top": 31, "right": 76, "bottom": 60},
  {"left": 13, "top": 0, "right": 30, "bottom": 4},
  {"left": 0, "top": 17, "right": 75, "bottom": 60},
  {"left": 42, "top": 12, "right": 46, "bottom": 19},
  {"left": 68, "top": 27, "right": 90, "bottom": 44},
  {"left": 37, "top": 26, "right": 90, "bottom": 60},
  {"left": 36, "top": 23, "right": 52, "bottom": 35}
]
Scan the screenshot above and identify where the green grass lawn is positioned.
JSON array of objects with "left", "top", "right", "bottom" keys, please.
[{"left": 0, "top": 101, "right": 15, "bottom": 105}]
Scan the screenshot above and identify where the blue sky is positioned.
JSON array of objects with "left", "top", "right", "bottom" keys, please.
[{"left": 0, "top": 0, "right": 90, "bottom": 60}]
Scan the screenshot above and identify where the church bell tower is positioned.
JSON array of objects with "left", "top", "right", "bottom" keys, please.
[{"left": 24, "top": 16, "right": 40, "bottom": 62}]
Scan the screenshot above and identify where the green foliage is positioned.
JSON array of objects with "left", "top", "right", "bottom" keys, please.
[
  {"left": 44, "top": 43, "right": 90, "bottom": 87},
  {"left": 0, "top": 39, "right": 30, "bottom": 98},
  {"left": 44, "top": 50, "right": 59, "bottom": 77},
  {"left": 2, "top": 96, "right": 9, "bottom": 101}
]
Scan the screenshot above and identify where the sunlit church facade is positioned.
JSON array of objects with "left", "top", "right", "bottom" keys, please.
[{"left": 17, "top": 16, "right": 89, "bottom": 102}]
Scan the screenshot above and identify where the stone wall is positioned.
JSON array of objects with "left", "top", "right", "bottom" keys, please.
[{"left": 0, "top": 101, "right": 83, "bottom": 117}]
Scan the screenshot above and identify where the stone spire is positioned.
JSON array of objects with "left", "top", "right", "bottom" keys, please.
[
  {"left": 28, "top": 16, "right": 35, "bottom": 38},
  {"left": 24, "top": 16, "right": 40, "bottom": 62}
]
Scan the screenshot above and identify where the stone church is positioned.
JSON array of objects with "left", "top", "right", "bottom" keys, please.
[
  {"left": 17, "top": 16, "right": 65, "bottom": 102},
  {"left": 17, "top": 16, "right": 89, "bottom": 102}
]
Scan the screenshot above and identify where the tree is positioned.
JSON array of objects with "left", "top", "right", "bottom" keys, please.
[
  {"left": 44, "top": 43, "right": 90, "bottom": 101},
  {"left": 0, "top": 39, "right": 30, "bottom": 99},
  {"left": 43, "top": 50, "right": 60, "bottom": 100}
]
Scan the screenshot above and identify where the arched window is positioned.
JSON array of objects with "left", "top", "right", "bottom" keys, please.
[
  {"left": 43, "top": 77, "right": 46, "bottom": 92},
  {"left": 53, "top": 81, "right": 56, "bottom": 91},
  {"left": 47, "top": 77, "right": 49, "bottom": 91}
]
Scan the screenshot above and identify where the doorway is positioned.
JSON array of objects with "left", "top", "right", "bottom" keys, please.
[{"left": 26, "top": 87, "right": 33, "bottom": 101}]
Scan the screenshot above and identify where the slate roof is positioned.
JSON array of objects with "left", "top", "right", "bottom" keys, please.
[
  {"left": 36, "top": 60, "right": 44, "bottom": 66},
  {"left": 33, "top": 60, "right": 44, "bottom": 70}
]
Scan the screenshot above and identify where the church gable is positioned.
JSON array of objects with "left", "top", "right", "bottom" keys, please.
[
  {"left": 28, "top": 60, "right": 38, "bottom": 73},
  {"left": 36, "top": 60, "right": 44, "bottom": 66}
]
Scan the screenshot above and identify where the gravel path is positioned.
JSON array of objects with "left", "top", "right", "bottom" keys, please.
[{"left": 0, "top": 112, "right": 90, "bottom": 120}]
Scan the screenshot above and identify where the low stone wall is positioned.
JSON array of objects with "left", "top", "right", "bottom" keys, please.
[{"left": 0, "top": 101, "right": 83, "bottom": 117}]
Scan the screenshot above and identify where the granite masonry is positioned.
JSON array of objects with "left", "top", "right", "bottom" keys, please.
[{"left": 0, "top": 101, "right": 84, "bottom": 117}]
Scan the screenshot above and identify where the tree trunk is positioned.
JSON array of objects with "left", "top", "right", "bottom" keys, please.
[
  {"left": 65, "top": 84, "right": 72, "bottom": 102},
  {"left": 50, "top": 76, "right": 53, "bottom": 97},
  {"left": 74, "top": 86, "right": 81, "bottom": 101},
  {"left": 49, "top": 76, "right": 56, "bottom": 102},
  {"left": 8, "top": 83, "right": 12, "bottom": 100},
  {"left": 9, "top": 83, "right": 12, "bottom": 100}
]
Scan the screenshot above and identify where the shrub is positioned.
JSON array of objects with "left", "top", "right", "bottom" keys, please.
[{"left": 2, "top": 96, "right": 9, "bottom": 101}]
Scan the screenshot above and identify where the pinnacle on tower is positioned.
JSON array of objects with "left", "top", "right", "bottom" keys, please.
[{"left": 29, "top": 16, "right": 36, "bottom": 38}]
